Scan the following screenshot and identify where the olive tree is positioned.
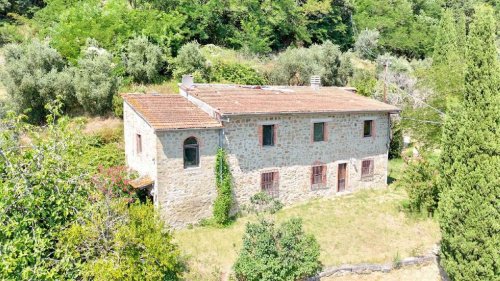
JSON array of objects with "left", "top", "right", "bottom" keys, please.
[{"left": 123, "top": 36, "right": 165, "bottom": 83}]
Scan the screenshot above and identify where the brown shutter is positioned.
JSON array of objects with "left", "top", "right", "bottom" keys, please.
[
  {"left": 273, "top": 124, "right": 278, "bottom": 145},
  {"left": 258, "top": 125, "right": 263, "bottom": 146},
  {"left": 324, "top": 122, "right": 329, "bottom": 142},
  {"left": 322, "top": 165, "right": 327, "bottom": 185}
]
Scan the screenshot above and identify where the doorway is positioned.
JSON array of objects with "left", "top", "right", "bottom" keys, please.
[{"left": 338, "top": 163, "right": 347, "bottom": 192}]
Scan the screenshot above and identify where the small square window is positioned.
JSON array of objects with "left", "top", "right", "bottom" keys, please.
[
  {"left": 262, "top": 125, "right": 275, "bottom": 146},
  {"left": 261, "top": 171, "right": 279, "bottom": 198},
  {"left": 313, "top": 122, "right": 325, "bottom": 142},
  {"left": 361, "top": 159, "right": 374, "bottom": 180},
  {"left": 136, "top": 134, "right": 142, "bottom": 154},
  {"left": 363, "top": 120, "right": 373, "bottom": 137}
]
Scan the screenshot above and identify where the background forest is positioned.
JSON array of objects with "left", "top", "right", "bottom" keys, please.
[{"left": 0, "top": 0, "right": 499, "bottom": 280}]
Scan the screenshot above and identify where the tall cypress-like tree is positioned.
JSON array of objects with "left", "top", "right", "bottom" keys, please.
[{"left": 438, "top": 5, "right": 500, "bottom": 281}]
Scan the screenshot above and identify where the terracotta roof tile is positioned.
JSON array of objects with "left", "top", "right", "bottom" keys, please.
[
  {"left": 122, "top": 94, "right": 222, "bottom": 130},
  {"left": 184, "top": 84, "right": 400, "bottom": 116}
]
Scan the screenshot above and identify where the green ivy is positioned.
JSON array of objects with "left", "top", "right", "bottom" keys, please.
[{"left": 213, "top": 148, "right": 233, "bottom": 225}]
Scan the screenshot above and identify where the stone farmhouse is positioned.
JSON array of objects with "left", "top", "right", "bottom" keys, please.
[{"left": 123, "top": 77, "right": 399, "bottom": 227}]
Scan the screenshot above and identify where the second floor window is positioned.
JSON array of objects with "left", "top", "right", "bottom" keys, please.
[
  {"left": 262, "top": 124, "right": 275, "bottom": 146},
  {"left": 136, "top": 134, "right": 142, "bottom": 154},
  {"left": 313, "top": 122, "right": 325, "bottom": 142},
  {"left": 363, "top": 120, "right": 373, "bottom": 137},
  {"left": 183, "top": 137, "right": 199, "bottom": 168}
]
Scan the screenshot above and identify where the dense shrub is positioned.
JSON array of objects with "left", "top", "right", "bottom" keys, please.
[
  {"left": 354, "top": 29, "right": 380, "bottom": 60},
  {"left": 244, "top": 192, "right": 283, "bottom": 215},
  {"left": 389, "top": 120, "right": 403, "bottom": 159},
  {"left": 234, "top": 218, "right": 322, "bottom": 281},
  {"left": 213, "top": 148, "right": 233, "bottom": 225},
  {"left": 123, "top": 36, "right": 165, "bottom": 83},
  {"left": 210, "top": 61, "right": 266, "bottom": 85},
  {"left": 0, "top": 40, "right": 74, "bottom": 123},
  {"left": 73, "top": 40, "right": 120, "bottom": 115},
  {"left": 350, "top": 67, "right": 377, "bottom": 97},
  {"left": 399, "top": 158, "right": 439, "bottom": 215},
  {"left": 58, "top": 201, "right": 185, "bottom": 280}
]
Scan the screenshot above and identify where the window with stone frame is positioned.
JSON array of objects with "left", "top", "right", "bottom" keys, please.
[
  {"left": 363, "top": 120, "right": 374, "bottom": 137},
  {"left": 183, "top": 137, "right": 199, "bottom": 168},
  {"left": 313, "top": 122, "right": 325, "bottom": 142},
  {"left": 361, "top": 159, "right": 374, "bottom": 180},
  {"left": 262, "top": 124, "right": 275, "bottom": 146},
  {"left": 261, "top": 171, "right": 279, "bottom": 198},
  {"left": 311, "top": 165, "right": 327, "bottom": 190}
]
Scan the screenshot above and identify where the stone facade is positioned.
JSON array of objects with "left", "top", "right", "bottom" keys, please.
[{"left": 125, "top": 101, "right": 391, "bottom": 228}]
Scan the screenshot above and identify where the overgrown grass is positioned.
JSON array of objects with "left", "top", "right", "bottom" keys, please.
[{"left": 175, "top": 178, "right": 440, "bottom": 279}]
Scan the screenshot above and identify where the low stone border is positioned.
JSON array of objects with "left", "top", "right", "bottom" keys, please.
[{"left": 308, "top": 246, "right": 440, "bottom": 280}]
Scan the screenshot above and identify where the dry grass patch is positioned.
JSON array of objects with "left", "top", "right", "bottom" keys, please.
[
  {"left": 175, "top": 187, "right": 440, "bottom": 279},
  {"left": 321, "top": 262, "right": 441, "bottom": 281}
]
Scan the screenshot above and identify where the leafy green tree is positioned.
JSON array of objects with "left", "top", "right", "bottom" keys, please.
[
  {"left": 438, "top": 5, "right": 500, "bottom": 280},
  {"left": 234, "top": 218, "right": 322, "bottom": 281},
  {"left": 0, "top": 40, "right": 74, "bottom": 123},
  {"left": 350, "top": 67, "right": 377, "bottom": 97},
  {"left": 0, "top": 102, "right": 91, "bottom": 279},
  {"left": 353, "top": 0, "right": 441, "bottom": 58},
  {"left": 210, "top": 61, "right": 267, "bottom": 85},
  {"left": 173, "top": 42, "right": 209, "bottom": 81},
  {"left": 35, "top": 0, "right": 185, "bottom": 62},
  {"left": 73, "top": 40, "right": 120, "bottom": 115},
  {"left": 354, "top": 29, "right": 380, "bottom": 60},
  {"left": 123, "top": 35, "right": 165, "bottom": 83},
  {"left": 269, "top": 41, "right": 349, "bottom": 86}
]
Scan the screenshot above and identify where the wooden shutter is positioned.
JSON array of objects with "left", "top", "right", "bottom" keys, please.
[
  {"left": 258, "top": 125, "right": 263, "bottom": 146},
  {"left": 321, "top": 165, "right": 327, "bottom": 185}
]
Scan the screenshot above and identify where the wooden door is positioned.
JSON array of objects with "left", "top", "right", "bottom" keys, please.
[{"left": 338, "top": 163, "right": 347, "bottom": 192}]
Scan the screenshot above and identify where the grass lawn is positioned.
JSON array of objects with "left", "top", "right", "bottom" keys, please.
[{"left": 175, "top": 159, "right": 440, "bottom": 280}]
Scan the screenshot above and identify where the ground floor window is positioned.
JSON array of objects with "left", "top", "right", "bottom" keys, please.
[
  {"left": 311, "top": 165, "right": 327, "bottom": 190},
  {"left": 361, "top": 159, "right": 374, "bottom": 180},
  {"left": 261, "top": 171, "right": 279, "bottom": 198}
]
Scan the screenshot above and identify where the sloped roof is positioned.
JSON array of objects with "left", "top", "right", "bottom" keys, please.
[
  {"left": 183, "top": 84, "right": 400, "bottom": 116},
  {"left": 122, "top": 94, "right": 222, "bottom": 131}
]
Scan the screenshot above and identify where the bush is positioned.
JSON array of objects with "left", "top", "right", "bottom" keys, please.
[
  {"left": 233, "top": 218, "right": 322, "bottom": 281},
  {"left": 399, "top": 158, "right": 439, "bottom": 215},
  {"left": 350, "top": 68, "right": 377, "bottom": 97},
  {"left": 354, "top": 29, "right": 380, "bottom": 60},
  {"left": 0, "top": 39, "right": 74, "bottom": 123},
  {"left": 58, "top": 201, "right": 185, "bottom": 280},
  {"left": 123, "top": 36, "right": 165, "bottom": 83},
  {"left": 173, "top": 42, "right": 209, "bottom": 81},
  {"left": 73, "top": 40, "right": 120, "bottom": 115},
  {"left": 244, "top": 192, "right": 283, "bottom": 215},
  {"left": 213, "top": 148, "right": 233, "bottom": 225},
  {"left": 389, "top": 120, "right": 403, "bottom": 159},
  {"left": 210, "top": 61, "right": 266, "bottom": 85}
]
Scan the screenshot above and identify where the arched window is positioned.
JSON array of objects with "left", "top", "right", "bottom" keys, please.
[{"left": 183, "top": 137, "right": 199, "bottom": 168}]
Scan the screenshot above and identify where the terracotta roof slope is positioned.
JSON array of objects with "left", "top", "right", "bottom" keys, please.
[
  {"left": 122, "top": 93, "right": 222, "bottom": 130},
  {"left": 183, "top": 84, "right": 400, "bottom": 115}
]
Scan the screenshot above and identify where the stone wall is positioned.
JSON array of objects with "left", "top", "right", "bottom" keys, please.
[
  {"left": 152, "top": 111, "right": 390, "bottom": 228},
  {"left": 155, "top": 129, "right": 221, "bottom": 227},
  {"left": 223, "top": 112, "right": 390, "bottom": 208},
  {"left": 123, "top": 102, "right": 157, "bottom": 180}
]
